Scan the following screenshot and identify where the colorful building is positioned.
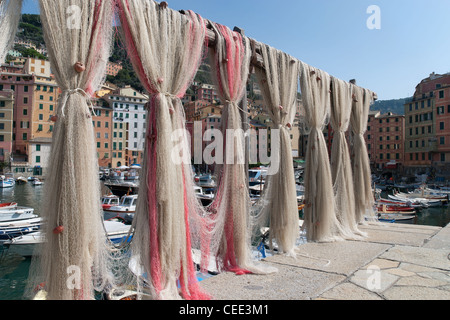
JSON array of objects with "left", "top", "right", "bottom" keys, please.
[
  {"left": 105, "top": 86, "right": 148, "bottom": 167},
  {"left": 0, "top": 90, "right": 14, "bottom": 162},
  {"left": 92, "top": 98, "right": 113, "bottom": 168},
  {"left": 0, "top": 59, "right": 59, "bottom": 163},
  {"left": 365, "top": 111, "right": 405, "bottom": 170},
  {"left": 404, "top": 72, "right": 450, "bottom": 170}
]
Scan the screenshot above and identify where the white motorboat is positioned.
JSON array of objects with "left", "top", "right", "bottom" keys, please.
[
  {"left": 103, "top": 194, "right": 138, "bottom": 221},
  {"left": 0, "top": 206, "right": 37, "bottom": 223},
  {"left": 31, "top": 179, "right": 43, "bottom": 186},
  {"left": 388, "top": 194, "right": 441, "bottom": 207},
  {"left": 0, "top": 217, "right": 43, "bottom": 243},
  {"left": 101, "top": 194, "right": 120, "bottom": 211},
  {"left": 194, "top": 186, "right": 215, "bottom": 206},
  {"left": 0, "top": 176, "right": 15, "bottom": 188},
  {"left": 3, "top": 220, "right": 131, "bottom": 257}
]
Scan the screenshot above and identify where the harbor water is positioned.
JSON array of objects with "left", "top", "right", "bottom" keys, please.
[{"left": 1, "top": 184, "right": 450, "bottom": 300}]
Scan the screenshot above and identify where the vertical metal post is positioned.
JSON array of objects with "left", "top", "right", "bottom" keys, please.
[{"left": 234, "top": 26, "right": 249, "bottom": 188}]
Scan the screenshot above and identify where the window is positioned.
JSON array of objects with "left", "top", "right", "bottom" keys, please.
[
  {"left": 23, "top": 109, "right": 28, "bottom": 116},
  {"left": 440, "top": 137, "right": 445, "bottom": 145},
  {"left": 36, "top": 145, "right": 41, "bottom": 152},
  {"left": 36, "top": 156, "right": 41, "bottom": 163},
  {"left": 0, "top": 113, "right": 4, "bottom": 118},
  {"left": 439, "top": 90, "right": 444, "bottom": 99},
  {"left": 440, "top": 122, "right": 445, "bottom": 130},
  {"left": 441, "top": 153, "right": 446, "bottom": 162},
  {"left": 23, "top": 133, "right": 27, "bottom": 141},
  {"left": 24, "top": 86, "right": 29, "bottom": 92}
]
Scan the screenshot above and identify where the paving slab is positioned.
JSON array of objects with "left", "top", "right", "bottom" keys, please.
[
  {"left": 199, "top": 222, "right": 450, "bottom": 301},
  {"left": 264, "top": 241, "right": 391, "bottom": 276},
  {"left": 423, "top": 223, "right": 450, "bottom": 250},
  {"left": 358, "top": 223, "right": 441, "bottom": 247},
  {"left": 319, "top": 282, "right": 382, "bottom": 300},
  {"left": 380, "top": 246, "right": 450, "bottom": 271},
  {"left": 382, "top": 286, "right": 450, "bottom": 300},
  {"left": 200, "top": 261, "right": 346, "bottom": 300}
]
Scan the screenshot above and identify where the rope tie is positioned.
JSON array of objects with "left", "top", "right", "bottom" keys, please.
[
  {"left": 60, "top": 88, "right": 95, "bottom": 118},
  {"left": 225, "top": 99, "right": 249, "bottom": 115}
]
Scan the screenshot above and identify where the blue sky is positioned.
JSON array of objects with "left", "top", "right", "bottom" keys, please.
[{"left": 21, "top": 0, "right": 450, "bottom": 101}]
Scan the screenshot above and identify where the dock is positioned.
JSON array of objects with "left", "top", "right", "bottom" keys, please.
[{"left": 200, "top": 222, "right": 450, "bottom": 300}]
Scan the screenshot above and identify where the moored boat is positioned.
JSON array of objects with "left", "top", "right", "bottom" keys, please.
[
  {"left": 0, "top": 217, "right": 43, "bottom": 243},
  {"left": 3, "top": 220, "right": 131, "bottom": 257},
  {"left": 0, "top": 206, "right": 37, "bottom": 223},
  {"left": 103, "top": 194, "right": 138, "bottom": 222},
  {"left": 101, "top": 195, "right": 120, "bottom": 210},
  {"left": 0, "top": 176, "right": 15, "bottom": 188},
  {"left": 377, "top": 213, "right": 416, "bottom": 222}
]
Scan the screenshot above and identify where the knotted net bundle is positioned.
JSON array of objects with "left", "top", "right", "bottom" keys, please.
[
  {"left": 116, "top": 0, "right": 210, "bottom": 300},
  {"left": 350, "top": 85, "right": 377, "bottom": 224},
  {"left": 253, "top": 43, "right": 299, "bottom": 256},
  {"left": 0, "top": 0, "right": 23, "bottom": 64},
  {"left": 26, "top": 0, "right": 115, "bottom": 300},
  {"left": 299, "top": 62, "right": 346, "bottom": 242},
  {"left": 330, "top": 77, "right": 367, "bottom": 239},
  {"left": 205, "top": 22, "right": 276, "bottom": 275}
]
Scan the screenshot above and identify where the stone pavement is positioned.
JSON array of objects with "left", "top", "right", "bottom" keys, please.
[{"left": 200, "top": 222, "right": 450, "bottom": 300}]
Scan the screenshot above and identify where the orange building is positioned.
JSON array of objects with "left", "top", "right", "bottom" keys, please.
[{"left": 92, "top": 98, "right": 113, "bottom": 168}]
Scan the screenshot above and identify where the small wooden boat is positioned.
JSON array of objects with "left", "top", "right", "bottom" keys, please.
[
  {"left": 15, "top": 177, "right": 27, "bottom": 185},
  {"left": 377, "top": 213, "right": 416, "bottom": 222},
  {"left": 377, "top": 204, "right": 416, "bottom": 215}
]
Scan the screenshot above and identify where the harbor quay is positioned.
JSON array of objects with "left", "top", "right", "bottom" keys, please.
[{"left": 199, "top": 222, "right": 450, "bottom": 300}]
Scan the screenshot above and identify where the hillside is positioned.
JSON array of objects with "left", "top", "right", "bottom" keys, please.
[
  {"left": 13, "top": 14, "right": 411, "bottom": 111},
  {"left": 371, "top": 97, "right": 410, "bottom": 116}
]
